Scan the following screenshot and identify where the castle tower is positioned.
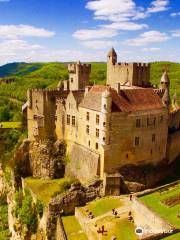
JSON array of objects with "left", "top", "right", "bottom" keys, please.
[
  {"left": 65, "top": 61, "right": 91, "bottom": 91},
  {"left": 100, "top": 89, "right": 112, "bottom": 146},
  {"left": 160, "top": 70, "right": 170, "bottom": 90},
  {"left": 160, "top": 70, "right": 171, "bottom": 108},
  {"left": 107, "top": 47, "right": 117, "bottom": 65}
]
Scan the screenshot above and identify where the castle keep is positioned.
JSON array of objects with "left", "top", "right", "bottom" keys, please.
[{"left": 24, "top": 48, "right": 180, "bottom": 195}]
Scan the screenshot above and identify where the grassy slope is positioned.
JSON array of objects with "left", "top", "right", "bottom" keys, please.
[
  {"left": 0, "top": 61, "right": 179, "bottom": 102},
  {"left": 62, "top": 216, "right": 88, "bottom": 240},
  {"left": 140, "top": 183, "right": 180, "bottom": 228},
  {"left": 80, "top": 197, "right": 123, "bottom": 217},
  {"left": 24, "top": 177, "right": 74, "bottom": 205}
]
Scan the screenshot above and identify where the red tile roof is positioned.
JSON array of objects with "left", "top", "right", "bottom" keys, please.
[{"left": 79, "top": 85, "right": 164, "bottom": 112}]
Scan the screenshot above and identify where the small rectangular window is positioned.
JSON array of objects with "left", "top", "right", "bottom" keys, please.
[
  {"left": 147, "top": 118, "right": 149, "bottom": 126},
  {"left": 136, "top": 119, "right": 141, "bottom": 128},
  {"left": 96, "top": 128, "right": 99, "bottom": 138},
  {"left": 152, "top": 134, "right": 156, "bottom": 142},
  {"left": 72, "top": 116, "right": 75, "bottom": 126},
  {"left": 86, "top": 112, "right": 90, "bottom": 121},
  {"left": 96, "top": 143, "right": 99, "bottom": 150},
  {"left": 154, "top": 117, "right": 156, "bottom": 126},
  {"left": 67, "top": 115, "right": 70, "bottom": 125},
  {"left": 135, "top": 136, "right": 140, "bottom": 146},
  {"left": 96, "top": 114, "right": 100, "bottom": 125},
  {"left": 86, "top": 125, "right": 89, "bottom": 134}
]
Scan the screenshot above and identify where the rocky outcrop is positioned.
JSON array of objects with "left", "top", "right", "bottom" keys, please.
[
  {"left": 29, "top": 140, "right": 66, "bottom": 179},
  {"left": 44, "top": 180, "right": 102, "bottom": 239}
]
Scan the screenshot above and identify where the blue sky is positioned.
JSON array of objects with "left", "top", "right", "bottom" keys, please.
[{"left": 0, "top": 0, "right": 180, "bottom": 65}]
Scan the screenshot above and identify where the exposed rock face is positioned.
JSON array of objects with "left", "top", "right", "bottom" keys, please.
[
  {"left": 29, "top": 140, "right": 66, "bottom": 179},
  {"left": 119, "top": 161, "right": 175, "bottom": 192},
  {"left": 44, "top": 180, "right": 102, "bottom": 239},
  {"left": 49, "top": 180, "right": 102, "bottom": 216}
]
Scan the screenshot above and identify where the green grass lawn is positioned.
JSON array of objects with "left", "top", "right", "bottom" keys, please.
[
  {"left": 61, "top": 215, "right": 88, "bottom": 240},
  {"left": 95, "top": 216, "right": 138, "bottom": 240},
  {"left": 82, "top": 197, "right": 123, "bottom": 217},
  {"left": 0, "top": 121, "right": 21, "bottom": 129},
  {"left": 140, "top": 183, "right": 180, "bottom": 229},
  {"left": 24, "top": 177, "right": 74, "bottom": 205}
]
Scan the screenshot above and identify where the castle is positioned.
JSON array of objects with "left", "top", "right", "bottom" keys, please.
[{"left": 24, "top": 48, "right": 180, "bottom": 195}]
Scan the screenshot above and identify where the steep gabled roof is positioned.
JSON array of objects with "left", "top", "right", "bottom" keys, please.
[{"left": 79, "top": 85, "right": 164, "bottom": 112}]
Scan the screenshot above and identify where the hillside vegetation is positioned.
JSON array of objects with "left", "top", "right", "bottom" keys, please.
[{"left": 0, "top": 61, "right": 179, "bottom": 122}]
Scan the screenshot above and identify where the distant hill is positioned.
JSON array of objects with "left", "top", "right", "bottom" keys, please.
[
  {"left": 0, "top": 61, "right": 179, "bottom": 102},
  {"left": 0, "top": 62, "right": 44, "bottom": 77}
]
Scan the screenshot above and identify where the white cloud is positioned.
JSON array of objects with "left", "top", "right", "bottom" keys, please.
[
  {"left": 73, "top": 28, "right": 118, "bottom": 40},
  {"left": 0, "top": 39, "right": 43, "bottom": 54},
  {"left": 171, "top": 30, "right": 180, "bottom": 37},
  {"left": 0, "top": 0, "right": 10, "bottom": 2},
  {"left": 86, "top": 0, "right": 143, "bottom": 22},
  {"left": 147, "top": 0, "right": 169, "bottom": 13},
  {"left": 124, "top": 31, "right": 170, "bottom": 46},
  {"left": 103, "top": 22, "right": 148, "bottom": 30},
  {"left": 142, "top": 47, "right": 160, "bottom": 52},
  {"left": 80, "top": 40, "right": 118, "bottom": 49},
  {"left": 0, "top": 25, "right": 55, "bottom": 39},
  {"left": 171, "top": 12, "right": 180, "bottom": 17}
]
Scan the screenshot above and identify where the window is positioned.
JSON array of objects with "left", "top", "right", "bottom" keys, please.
[
  {"left": 88, "top": 140, "right": 90, "bottom": 147},
  {"left": 96, "top": 114, "right": 100, "bottom": 125},
  {"left": 72, "top": 116, "right": 75, "bottom": 126},
  {"left": 136, "top": 119, "right": 141, "bottom": 128},
  {"left": 67, "top": 115, "right": 70, "bottom": 125},
  {"left": 126, "top": 153, "right": 129, "bottom": 159},
  {"left": 154, "top": 117, "right": 156, "bottom": 126},
  {"left": 147, "top": 118, "right": 149, "bottom": 126},
  {"left": 96, "top": 143, "right": 99, "bottom": 150},
  {"left": 96, "top": 128, "right": 99, "bottom": 138},
  {"left": 86, "top": 125, "right": 89, "bottom": 134},
  {"left": 36, "top": 100, "right": 38, "bottom": 103},
  {"left": 135, "top": 137, "right": 140, "bottom": 146},
  {"left": 103, "top": 137, "right": 106, "bottom": 142},
  {"left": 104, "top": 104, "right": 107, "bottom": 110},
  {"left": 71, "top": 78, "right": 73, "bottom": 83},
  {"left": 86, "top": 112, "right": 90, "bottom": 121},
  {"left": 152, "top": 134, "right": 156, "bottom": 142},
  {"left": 160, "top": 116, "right": 163, "bottom": 123},
  {"left": 103, "top": 122, "right": 106, "bottom": 127}
]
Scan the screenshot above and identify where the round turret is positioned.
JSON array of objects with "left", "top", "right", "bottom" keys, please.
[
  {"left": 160, "top": 70, "right": 170, "bottom": 90},
  {"left": 101, "top": 89, "right": 112, "bottom": 113}
]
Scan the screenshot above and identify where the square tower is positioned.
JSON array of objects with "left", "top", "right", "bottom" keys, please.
[{"left": 64, "top": 61, "right": 91, "bottom": 91}]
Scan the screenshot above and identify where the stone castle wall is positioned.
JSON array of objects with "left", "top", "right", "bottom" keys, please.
[
  {"left": 167, "top": 130, "right": 180, "bottom": 164},
  {"left": 107, "top": 60, "right": 150, "bottom": 87},
  {"left": 65, "top": 141, "right": 100, "bottom": 183}
]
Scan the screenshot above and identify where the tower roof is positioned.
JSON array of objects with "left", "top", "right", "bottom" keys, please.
[
  {"left": 162, "top": 87, "right": 170, "bottom": 106},
  {"left": 161, "top": 70, "right": 170, "bottom": 83},
  {"left": 107, "top": 47, "right": 117, "bottom": 57}
]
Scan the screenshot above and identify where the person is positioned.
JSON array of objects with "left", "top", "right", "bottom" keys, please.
[
  {"left": 130, "top": 194, "right": 132, "bottom": 201},
  {"left": 112, "top": 208, "right": 115, "bottom": 215},
  {"left": 128, "top": 211, "right": 132, "bottom": 216},
  {"left": 114, "top": 211, "right": 118, "bottom": 218}
]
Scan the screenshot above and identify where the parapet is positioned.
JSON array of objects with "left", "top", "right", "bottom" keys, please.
[{"left": 68, "top": 62, "right": 91, "bottom": 74}]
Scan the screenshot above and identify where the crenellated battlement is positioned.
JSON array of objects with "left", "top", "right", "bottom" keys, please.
[
  {"left": 107, "top": 48, "right": 151, "bottom": 87},
  {"left": 68, "top": 62, "right": 91, "bottom": 74}
]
